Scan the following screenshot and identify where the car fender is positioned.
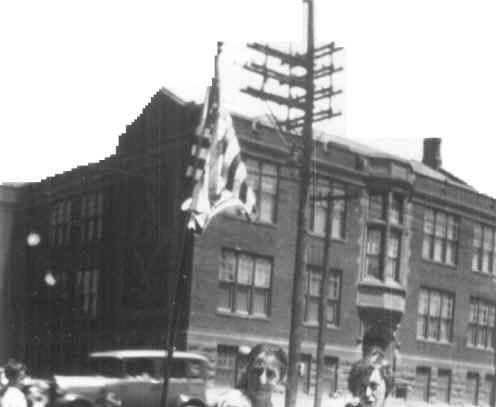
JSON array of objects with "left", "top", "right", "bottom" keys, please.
[
  {"left": 53, "top": 393, "right": 95, "bottom": 407},
  {"left": 175, "top": 394, "right": 206, "bottom": 407}
]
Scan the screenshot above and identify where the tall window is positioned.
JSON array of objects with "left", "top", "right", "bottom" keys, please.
[
  {"left": 75, "top": 269, "right": 100, "bottom": 317},
  {"left": 364, "top": 191, "right": 404, "bottom": 282},
  {"left": 366, "top": 229, "right": 383, "bottom": 279},
  {"left": 304, "top": 266, "right": 341, "bottom": 327},
  {"left": 218, "top": 250, "right": 272, "bottom": 317},
  {"left": 417, "top": 288, "right": 454, "bottom": 342},
  {"left": 468, "top": 298, "right": 495, "bottom": 350},
  {"left": 308, "top": 179, "right": 346, "bottom": 239},
  {"left": 422, "top": 208, "right": 458, "bottom": 265},
  {"left": 49, "top": 200, "right": 72, "bottom": 247},
  {"left": 216, "top": 346, "right": 237, "bottom": 387},
  {"left": 246, "top": 158, "right": 278, "bottom": 223},
  {"left": 472, "top": 224, "right": 496, "bottom": 274},
  {"left": 80, "top": 192, "right": 104, "bottom": 242}
]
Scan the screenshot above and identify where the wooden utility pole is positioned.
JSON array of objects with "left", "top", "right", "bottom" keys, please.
[
  {"left": 241, "top": 3, "right": 343, "bottom": 407},
  {"left": 285, "top": 2, "right": 315, "bottom": 407}
]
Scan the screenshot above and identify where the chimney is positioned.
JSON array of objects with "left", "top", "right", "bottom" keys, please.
[{"left": 422, "top": 138, "right": 442, "bottom": 170}]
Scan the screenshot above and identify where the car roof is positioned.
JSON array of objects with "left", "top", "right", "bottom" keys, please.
[{"left": 88, "top": 349, "right": 208, "bottom": 362}]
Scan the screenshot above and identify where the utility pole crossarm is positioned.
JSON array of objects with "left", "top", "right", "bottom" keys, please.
[
  {"left": 247, "top": 42, "right": 306, "bottom": 67},
  {"left": 241, "top": 87, "right": 306, "bottom": 110},
  {"left": 243, "top": 62, "right": 306, "bottom": 88}
]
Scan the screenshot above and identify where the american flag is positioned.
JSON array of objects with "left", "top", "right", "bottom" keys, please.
[{"left": 181, "top": 86, "right": 256, "bottom": 234}]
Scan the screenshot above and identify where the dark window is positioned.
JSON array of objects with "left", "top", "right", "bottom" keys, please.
[
  {"left": 304, "top": 267, "right": 341, "bottom": 327},
  {"left": 422, "top": 208, "right": 458, "bottom": 265},
  {"left": 308, "top": 179, "right": 347, "bottom": 239},
  {"left": 366, "top": 228, "right": 383, "bottom": 279},
  {"left": 323, "top": 357, "right": 338, "bottom": 396},
  {"left": 438, "top": 369, "right": 451, "bottom": 404},
  {"left": 411, "top": 367, "right": 430, "bottom": 402},
  {"left": 468, "top": 298, "right": 495, "bottom": 350},
  {"left": 473, "top": 223, "right": 496, "bottom": 274},
  {"left": 417, "top": 288, "right": 454, "bottom": 342},
  {"left": 246, "top": 158, "right": 278, "bottom": 223},
  {"left": 88, "top": 357, "right": 123, "bottom": 377},
  {"left": 49, "top": 200, "right": 72, "bottom": 247},
  {"left": 369, "top": 193, "right": 385, "bottom": 220},
  {"left": 218, "top": 250, "right": 272, "bottom": 317},
  {"left": 365, "top": 191, "right": 405, "bottom": 282},
  {"left": 80, "top": 192, "right": 104, "bottom": 242},
  {"left": 125, "top": 358, "right": 155, "bottom": 378},
  {"left": 216, "top": 346, "right": 237, "bottom": 387},
  {"left": 466, "top": 372, "right": 480, "bottom": 406},
  {"left": 75, "top": 269, "right": 100, "bottom": 318}
]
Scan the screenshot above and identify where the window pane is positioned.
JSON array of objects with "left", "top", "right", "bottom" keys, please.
[
  {"left": 447, "top": 216, "right": 458, "bottom": 240},
  {"left": 259, "top": 193, "right": 275, "bottom": 223},
  {"left": 433, "top": 238, "right": 443, "bottom": 262},
  {"left": 235, "top": 286, "right": 250, "bottom": 314},
  {"left": 238, "top": 255, "right": 253, "bottom": 284},
  {"left": 252, "top": 289, "right": 267, "bottom": 316},
  {"left": 254, "top": 259, "right": 271, "bottom": 288},
  {"left": 390, "top": 194, "right": 403, "bottom": 223},
  {"left": 369, "top": 194, "right": 384, "bottom": 219},
  {"left": 260, "top": 164, "right": 277, "bottom": 193},
  {"left": 366, "top": 256, "right": 381, "bottom": 279},
  {"left": 220, "top": 252, "right": 236, "bottom": 281},
  {"left": 326, "top": 302, "right": 337, "bottom": 325},
  {"left": 307, "top": 298, "right": 318, "bottom": 322},
  {"left": 474, "top": 224, "right": 482, "bottom": 247},
  {"left": 367, "top": 229, "right": 382, "bottom": 254},
  {"left": 424, "top": 209, "right": 434, "bottom": 233},
  {"left": 308, "top": 270, "right": 321, "bottom": 296},
  {"left": 417, "top": 316, "right": 426, "bottom": 338},
  {"left": 435, "top": 213, "right": 447, "bottom": 237},
  {"left": 418, "top": 290, "right": 428, "bottom": 315},
  {"left": 313, "top": 204, "right": 326, "bottom": 236},
  {"left": 423, "top": 235, "right": 433, "bottom": 259},
  {"left": 429, "top": 292, "right": 441, "bottom": 317},
  {"left": 218, "top": 284, "right": 232, "bottom": 310},
  {"left": 327, "top": 273, "right": 340, "bottom": 299}
]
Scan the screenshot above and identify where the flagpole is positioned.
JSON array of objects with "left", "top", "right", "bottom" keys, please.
[{"left": 159, "top": 42, "right": 223, "bottom": 407}]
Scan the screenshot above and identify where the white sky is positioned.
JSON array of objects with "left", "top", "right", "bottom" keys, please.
[{"left": 1, "top": 1, "right": 496, "bottom": 197}]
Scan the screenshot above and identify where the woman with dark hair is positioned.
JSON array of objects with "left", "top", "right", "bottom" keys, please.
[
  {"left": 214, "top": 343, "right": 287, "bottom": 407},
  {"left": 346, "top": 350, "right": 393, "bottom": 407}
]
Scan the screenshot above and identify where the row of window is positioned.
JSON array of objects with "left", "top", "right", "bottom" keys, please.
[
  {"left": 49, "top": 192, "right": 104, "bottom": 247},
  {"left": 45, "top": 268, "right": 100, "bottom": 318},
  {"left": 218, "top": 249, "right": 342, "bottom": 326},
  {"left": 417, "top": 287, "right": 495, "bottom": 350},
  {"left": 217, "top": 253, "right": 494, "bottom": 350},
  {"left": 412, "top": 367, "right": 494, "bottom": 407}
]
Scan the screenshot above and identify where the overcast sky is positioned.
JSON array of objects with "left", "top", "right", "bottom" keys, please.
[{"left": 1, "top": 1, "right": 496, "bottom": 197}]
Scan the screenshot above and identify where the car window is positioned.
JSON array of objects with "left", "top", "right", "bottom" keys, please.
[
  {"left": 125, "top": 358, "right": 155, "bottom": 378},
  {"left": 88, "top": 357, "right": 123, "bottom": 378},
  {"left": 158, "top": 359, "right": 205, "bottom": 379}
]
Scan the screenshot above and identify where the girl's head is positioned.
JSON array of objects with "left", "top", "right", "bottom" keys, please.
[{"left": 240, "top": 343, "right": 287, "bottom": 402}]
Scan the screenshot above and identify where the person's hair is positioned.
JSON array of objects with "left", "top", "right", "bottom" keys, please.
[
  {"left": 236, "top": 343, "right": 288, "bottom": 390},
  {"left": 4, "top": 359, "right": 26, "bottom": 383},
  {"left": 347, "top": 350, "right": 393, "bottom": 398}
]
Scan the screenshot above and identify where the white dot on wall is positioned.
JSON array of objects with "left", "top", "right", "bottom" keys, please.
[
  {"left": 26, "top": 232, "right": 41, "bottom": 247},
  {"left": 44, "top": 272, "right": 56, "bottom": 286}
]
